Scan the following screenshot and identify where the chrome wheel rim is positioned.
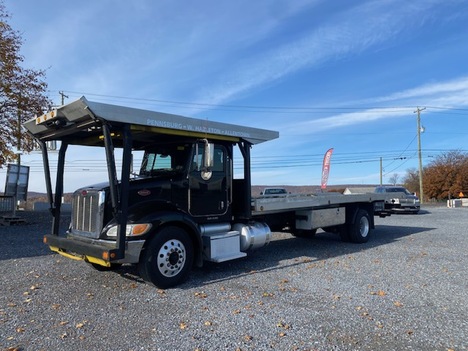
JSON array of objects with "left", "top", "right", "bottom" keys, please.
[
  {"left": 360, "top": 216, "right": 370, "bottom": 238},
  {"left": 157, "top": 239, "right": 186, "bottom": 277}
]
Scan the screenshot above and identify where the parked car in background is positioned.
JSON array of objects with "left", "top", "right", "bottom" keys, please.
[
  {"left": 259, "top": 187, "right": 288, "bottom": 196},
  {"left": 374, "top": 186, "right": 420, "bottom": 214}
]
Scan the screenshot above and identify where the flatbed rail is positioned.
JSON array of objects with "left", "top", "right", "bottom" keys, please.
[{"left": 252, "top": 192, "right": 387, "bottom": 215}]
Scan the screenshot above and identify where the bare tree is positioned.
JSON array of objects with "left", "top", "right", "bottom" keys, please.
[
  {"left": 388, "top": 173, "right": 399, "bottom": 185},
  {"left": 403, "top": 168, "right": 419, "bottom": 195}
]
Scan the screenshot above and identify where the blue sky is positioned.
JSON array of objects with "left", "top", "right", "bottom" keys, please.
[{"left": 2, "top": 0, "right": 468, "bottom": 192}]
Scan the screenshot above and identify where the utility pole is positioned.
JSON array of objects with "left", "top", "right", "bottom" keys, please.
[
  {"left": 59, "top": 91, "right": 69, "bottom": 105},
  {"left": 415, "top": 107, "right": 426, "bottom": 204},
  {"left": 380, "top": 157, "right": 383, "bottom": 185}
]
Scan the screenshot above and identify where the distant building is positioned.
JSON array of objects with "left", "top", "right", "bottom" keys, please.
[{"left": 343, "top": 187, "right": 375, "bottom": 195}]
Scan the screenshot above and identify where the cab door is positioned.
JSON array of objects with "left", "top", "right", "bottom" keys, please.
[{"left": 188, "top": 143, "right": 229, "bottom": 218}]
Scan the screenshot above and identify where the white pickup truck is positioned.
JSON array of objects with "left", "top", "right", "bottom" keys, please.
[{"left": 259, "top": 187, "right": 288, "bottom": 196}]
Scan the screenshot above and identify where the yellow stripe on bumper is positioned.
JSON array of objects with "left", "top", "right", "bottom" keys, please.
[{"left": 49, "top": 246, "right": 111, "bottom": 267}]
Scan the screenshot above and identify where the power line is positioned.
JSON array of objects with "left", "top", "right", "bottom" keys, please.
[
  {"left": 22, "top": 147, "right": 460, "bottom": 170},
  {"left": 382, "top": 152, "right": 418, "bottom": 176},
  {"left": 49, "top": 90, "right": 454, "bottom": 115},
  {"left": 48, "top": 90, "right": 468, "bottom": 115},
  {"left": 59, "top": 91, "right": 69, "bottom": 105},
  {"left": 56, "top": 90, "right": 410, "bottom": 111},
  {"left": 382, "top": 134, "right": 417, "bottom": 171}
]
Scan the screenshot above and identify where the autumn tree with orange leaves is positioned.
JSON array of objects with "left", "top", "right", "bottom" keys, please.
[
  {"left": 0, "top": 1, "right": 51, "bottom": 167},
  {"left": 412, "top": 150, "right": 468, "bottom": 201}
]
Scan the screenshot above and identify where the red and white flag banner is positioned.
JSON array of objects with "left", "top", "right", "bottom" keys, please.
[{"left": 321, "top": 148, "right": 334, "bottom": 190}]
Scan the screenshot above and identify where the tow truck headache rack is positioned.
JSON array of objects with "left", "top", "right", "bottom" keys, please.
[{"left": 24, "top": 97, "right": 388, "bottom": 289}]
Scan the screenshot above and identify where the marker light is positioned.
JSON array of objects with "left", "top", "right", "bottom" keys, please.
[{"left": 106, "top": 223, "right": 152, "bottom": 237}]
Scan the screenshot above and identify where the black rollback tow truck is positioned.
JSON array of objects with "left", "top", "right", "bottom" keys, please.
[{"left": 24, "top": 97, "right": 388, "bottom": 288}]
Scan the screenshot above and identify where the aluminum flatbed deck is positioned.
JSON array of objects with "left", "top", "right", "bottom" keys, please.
[{"left": 252, "top": 192, "right": 387, "bottom": 215}]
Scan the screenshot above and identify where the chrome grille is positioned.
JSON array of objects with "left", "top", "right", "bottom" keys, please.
[{"left": 71, "top": 190, "right": 105, "bottom": 238}]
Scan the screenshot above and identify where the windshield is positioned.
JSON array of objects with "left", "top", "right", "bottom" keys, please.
[
  {"left": 387, "top": 187, "right": 411, "bottom": 195},
  {"left": 139, "top": 144, "right": 191, "bottom": 177},
  {"left": 264, "top": 188, "right": 287, "bottom": 195}
]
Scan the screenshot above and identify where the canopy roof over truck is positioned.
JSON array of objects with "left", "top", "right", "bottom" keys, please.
[{"left": 23, "top": 97, "right": 279, "bottom": 147}]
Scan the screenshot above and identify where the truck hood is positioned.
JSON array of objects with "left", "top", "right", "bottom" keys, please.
[
  {"left": 76, "top": 181, "right": 110, "bottom": 191},
  {"left": 74, "top": 174, "right": 181, "bottom": 193}
]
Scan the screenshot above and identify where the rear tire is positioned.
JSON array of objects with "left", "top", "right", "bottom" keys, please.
[
  {"left": 138, "top": 226, "right": 194, "bottom": 289},
  {"left": 349, "top": 209, "right": 371, "bottom": 243}
]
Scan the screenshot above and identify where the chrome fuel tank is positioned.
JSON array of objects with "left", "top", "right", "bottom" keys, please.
[{"left": 233, "top": 222, "right": 271, "bottom": 251}]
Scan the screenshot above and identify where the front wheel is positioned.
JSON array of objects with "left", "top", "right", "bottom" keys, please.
[
  {"left": 349, "top": 209, "right": 371, "bottom": 243},
  {"left": 138, "top": 226, "right": 194, "bottom": 289}
]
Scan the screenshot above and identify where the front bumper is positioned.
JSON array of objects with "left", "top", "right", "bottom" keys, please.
[
  {"left": 391, "top": 207, "right": 420, "bottom": 213},
  {"left": 44, "top": 235, "right": 145, "bottom": 266}
]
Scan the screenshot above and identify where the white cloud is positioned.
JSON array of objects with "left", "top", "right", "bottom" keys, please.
[
  {"left": 265, "top": 74, "right": 468, "bottom": 137},
  {"left": 195, "top": 0, "right": 448, "bottom": 106},
  {"left": 293, "top": 109, "right": 410, "bottom": 133},
  {"left": 366, "top": 76, "right": 468, "bottom": 105}
]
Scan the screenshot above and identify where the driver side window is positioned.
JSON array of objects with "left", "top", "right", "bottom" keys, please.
[{"left": 143, "top": 153, "right": 172, "bottom": 173}]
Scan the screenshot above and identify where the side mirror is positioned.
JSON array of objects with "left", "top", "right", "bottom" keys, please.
[{"left": 201, "top": 139, "right": 214, "bottom": 180}]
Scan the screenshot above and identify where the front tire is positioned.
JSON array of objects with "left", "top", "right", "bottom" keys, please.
[{"left": 139, "top": 226, "right": 194, "bottom": 289}]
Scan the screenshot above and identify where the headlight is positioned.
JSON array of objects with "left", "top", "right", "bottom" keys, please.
[{"left": 106, "top": 223, "right": 152, "bottom": 237}]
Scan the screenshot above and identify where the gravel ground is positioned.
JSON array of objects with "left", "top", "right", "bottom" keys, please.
[{"left": 1, "top": 207, "right": 467, "bottom": 351}]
